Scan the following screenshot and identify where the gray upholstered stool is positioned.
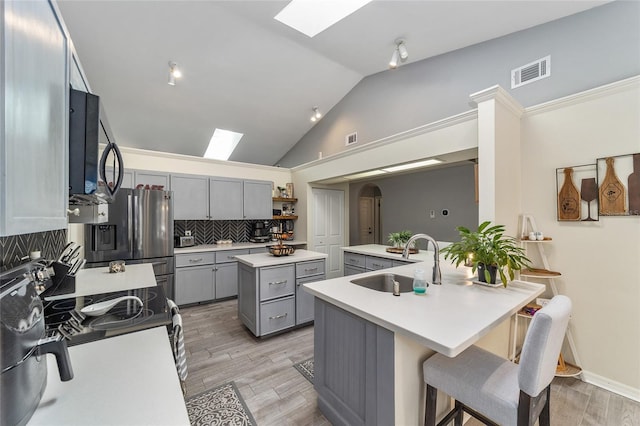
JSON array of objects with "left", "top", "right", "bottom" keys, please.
[{"left": 423, "top": 295, "right": 571, "bottom": 426}]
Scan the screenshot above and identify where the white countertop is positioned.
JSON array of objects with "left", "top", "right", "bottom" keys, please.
[
  {"left": 342, "top": 244, "right": 438, "bottom": 263},
  {"left": 304, "top": 258, "right": 545, "bottom": 358},
  {"left": 29, "top": 327, "right": 190, "bottom": 426},
  {"left": 44, "top": 263, "right": 158, "bottom": 301},
  {"left": 175, "top": 240, "right": 306, "bottom": 254},
  {"left": 235, "top": 249, "right": 328, "bottom": 268}
]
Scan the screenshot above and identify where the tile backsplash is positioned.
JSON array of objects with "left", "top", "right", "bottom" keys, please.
[
  {"left": 174, "top": 220, "right": 277, "bottom": 245},
  {"left": 0, "top": 229, "right": 67, "bottom": 270}
]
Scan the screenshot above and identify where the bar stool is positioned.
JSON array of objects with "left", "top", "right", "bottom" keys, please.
[{"left": 422, "top": 295, "right": 571, "bottom": 426}]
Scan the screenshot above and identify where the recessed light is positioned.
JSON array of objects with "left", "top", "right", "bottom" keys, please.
[
  {"left": 203, "top": 129, "right": 243, "bottom": 161},
  {"left": 274, "top": 0, "right": 372, "bottom": 38}
]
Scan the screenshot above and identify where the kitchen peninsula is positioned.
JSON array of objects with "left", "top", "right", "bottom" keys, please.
[
  {"left": 304, "top": 257, "right": 545, "bottom": 425},
  {"left": 29, "top": 264, "right": 189, "bottom": 425}
]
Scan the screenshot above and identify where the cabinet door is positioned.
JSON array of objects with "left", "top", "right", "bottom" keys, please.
[
  {"left": 170, "top": 174, "right": 209, "bottom": 220},
  {"left": 175, "top": 265, "right": 215, "bottom": 305},
  {"left": 296, "top": 274, "right": 324, "bottom": 325},
  {"left": 105, "top": 167, "right": 134, "bottom": 189},
  {"left": 134, "top": 170, "right": 170, "bottom": 190},
  {"left": 1, "top": 0, "right": 68, "bottom": 236},
  {"left": 365, "top": 256, "right": 393, "bottom": 271},
  {"left": 243, "top": 180, "right": 272, "bottom": 219},
  {"left": 344, "top": 264, "right": 365, "bottom": 276},
  {"left": 209, "top": 178, "right": 243, "bottom": 220},
  {"left": 215, "top": 262, "right": 238, "bottom": 299}
]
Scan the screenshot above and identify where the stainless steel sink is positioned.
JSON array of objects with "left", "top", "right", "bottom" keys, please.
[{"left": 350, "top": 273, "right": 414, "bottom": 293}]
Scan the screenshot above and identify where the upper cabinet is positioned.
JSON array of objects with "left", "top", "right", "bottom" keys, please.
[
  {"left": 243, "top": 180, "right": 272, "bottom": 220},
  {"left": 171, "top": 174, "right": 209, "bottom": 220},
  {"left": 134, "top": 170, "right": 170, "bottom": 190},
  {"left": 209, "top": 177, "right": 244, "bottom": 220},
  {"left": 1, "top": 0, "right": 69, "bottom": 236}
]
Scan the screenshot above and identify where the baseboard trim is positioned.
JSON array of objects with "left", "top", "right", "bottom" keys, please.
[{"left": 581, "top": 370, "right": 640, "bottom": 402}]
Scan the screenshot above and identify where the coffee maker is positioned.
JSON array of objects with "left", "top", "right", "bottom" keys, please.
[{"left": 250, "top": 221, "right": 271, "bottom": 243}]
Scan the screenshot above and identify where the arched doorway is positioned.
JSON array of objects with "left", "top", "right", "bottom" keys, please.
[{"left": 358, "top": 184, "right": 382, "bottom": 244}]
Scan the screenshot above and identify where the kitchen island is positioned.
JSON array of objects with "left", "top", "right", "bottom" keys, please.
[
  {"left": 304, "top": 257, "right": 545, "bottom": 425},
  {"left": 29, "top": 264, "right": 189, "bottom": 425},
  {"left": 235, "top": 249, "right": 328, "bottom": 337}
]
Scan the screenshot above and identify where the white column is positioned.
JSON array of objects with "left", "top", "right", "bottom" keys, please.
[{"left": 469, "top": 86, "right": 524, "bottom": 236}]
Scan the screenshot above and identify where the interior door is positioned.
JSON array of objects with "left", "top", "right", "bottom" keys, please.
[
  {"left": 312, "top": 188, "right": 345, "bottom": 278},
  {"left": 359, "top": 197, "right": 375, "bottom": 244}
]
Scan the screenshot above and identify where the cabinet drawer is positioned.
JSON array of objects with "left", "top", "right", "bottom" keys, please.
[
  {"left": 260, "top": 297, "right": 295, "bottom": 336},
  {"left": 215, "top": 249, "right": 249, "bottom": 264},
  {"left": 344, "top": 253, "right": 365, "bottom": 267},
  {"left": 392, "top": 259, "right": 412, "bottom": 267},
  {"left": 175, "top": 252, "right": 215, "bottom": 267},
  {"left": 259, "top": 265, "right": 295, "bottom": 301},
  {"left": 365, "top": 256, "right": 393, "bottom": 271},
  {"left": 296, "top": 260, "right": 325, "bottom": 278},
  {"left": 344, "top": 264, "right": 365, "bottom": 276}
]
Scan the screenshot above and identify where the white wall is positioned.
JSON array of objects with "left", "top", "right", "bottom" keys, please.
[{"left": 520, "top": 77, "right": 640, "bottom": 398}]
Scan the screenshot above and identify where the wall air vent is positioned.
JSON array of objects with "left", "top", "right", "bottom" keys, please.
[
  {"left": 345, "top": 132, "right": 358, "bottom": 146},
  {"left": 511, "top": 55, "right": 550, "bottom": 89}
]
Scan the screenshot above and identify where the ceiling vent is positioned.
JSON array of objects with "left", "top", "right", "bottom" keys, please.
[
  {"left": 345, "top": 132, "right": 358, "bottom": 146},
  {"left": 511, "top": 55, "right": 550, "bottom": 89}
]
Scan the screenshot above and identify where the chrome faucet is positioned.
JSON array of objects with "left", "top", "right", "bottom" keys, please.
[{"left": 402, "top": 233, "right": 442, "bottom": 285}]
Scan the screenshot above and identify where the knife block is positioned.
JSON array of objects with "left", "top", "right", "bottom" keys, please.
[{"left": 42, "top": 261, "right": 76, "bottom": 297}]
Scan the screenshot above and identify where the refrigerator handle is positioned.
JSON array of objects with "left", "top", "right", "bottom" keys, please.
[{"left": 128, "top": 193, "right": 134, "bottom": 254}]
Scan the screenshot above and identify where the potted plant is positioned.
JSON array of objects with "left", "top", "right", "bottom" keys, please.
[
  {"left": 388, "top": 230, "right": 414, "bottom": 249},
  {"left": 441, "top": 221, "right": 530, "bottom": 286}
]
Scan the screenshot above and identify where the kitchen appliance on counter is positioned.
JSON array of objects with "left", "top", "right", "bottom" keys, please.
[
  {"left": 174, "top": 235, "right": 195, "bottom": 248},
  {"left": 250, "top": 221, "right": 271, "bottom": 243},
  {"left": 1, "top": 261, "right": 74, "bottom": 426},
  {"left": 84, "top": 188, "right": 175, "bottom": 299},
  {"left": 42, "top": 285, "right": 171, "bottom": 347}
]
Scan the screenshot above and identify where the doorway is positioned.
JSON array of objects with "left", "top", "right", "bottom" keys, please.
[
  {"left": 358, "top": 184, "right": 382, "bottom": 245},
  {"left": 312, "top": 188, "right": 345, "bottom": 278}
]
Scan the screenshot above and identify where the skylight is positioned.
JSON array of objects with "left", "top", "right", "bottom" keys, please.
[
  {"left": 274, "top": 0, "right": 372, "bottom": 38},
  {"left": 203, "top": 129, "right": 243, "bottom": 161}
]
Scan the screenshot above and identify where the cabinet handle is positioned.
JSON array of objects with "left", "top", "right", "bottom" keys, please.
[
  {"left": 227, "top": 256, "right": 235, "bottom": 260},
  {"left": 189, "top": 258, "right": 203, "bottom": 263},
  {"left": 372, "top": 263, "right": 382, "bottom": 267},
  {"left": 268, "top": 280, "right": 287, "bottom": 286},
  {"left": 269, "top": 313, "right": 288, "bottom": 320},
  {"left": 304, "top": 268, "right": 318, "bottom": 273}
]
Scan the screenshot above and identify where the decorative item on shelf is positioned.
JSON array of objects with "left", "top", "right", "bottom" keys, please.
[
  {"left": 441, "top": 221, "right": 530, "bottom": 287},
  {"left": 556, "top": 164, "right": 599, "bottom": 221},
  {"left": 277, "top": 186, "right": 288, "bottom": 198},
  {"left": 386, "top": 230, "right": 418, "bottom": 254},
  {"left": 286, "top": 183, "right": 294, "bottom": 198}
]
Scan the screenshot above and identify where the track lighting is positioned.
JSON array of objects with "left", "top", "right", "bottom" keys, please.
[
  {"left": 310, "top": 106, "right": 322, "bottom": 122},
  {"left": 389, "top": 40, "right": 408, "bottom": 69},
  {"left": 168, "top": 61, "right": 181, "bottom": 86}
]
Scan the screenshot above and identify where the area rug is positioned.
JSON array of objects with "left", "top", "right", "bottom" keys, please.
[
  {"left": 293, "top": 357, "right": 314, "bottom": 384},
  {"left": 186, "top": 381, "right": 257, "bottom": 426}
]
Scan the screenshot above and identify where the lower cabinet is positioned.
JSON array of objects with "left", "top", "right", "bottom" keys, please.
[
  {"left": 239, "top": 258, "right": 326, "bottom": 337},
  {"left": 175, "top": 249, "right": 248, "bottom": 306},
  {"left": 343, "top": 251, "right": 411, "bottom": 276}
]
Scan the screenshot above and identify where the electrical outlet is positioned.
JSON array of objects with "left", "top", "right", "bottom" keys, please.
[
  {"left": 185, "top": 230, "right": 191, "bottom": 236},
  {"left": 429, "top": 210, "right": 435, "bottom": 219}
]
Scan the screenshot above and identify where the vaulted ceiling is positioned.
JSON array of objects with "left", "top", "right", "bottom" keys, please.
[{"left": 57, "top": 1, "right": 608, "bottom": 166}]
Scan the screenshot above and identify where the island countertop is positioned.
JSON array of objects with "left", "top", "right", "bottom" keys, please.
[
  {"left": 342, "top": 243, "right": 440, "bottom": 263},
  {"left": 235, "top": 249, "right": 328, "bottom": 268},
  {"left": 304, "top": 258, "right": 545, "bottom": 358}
]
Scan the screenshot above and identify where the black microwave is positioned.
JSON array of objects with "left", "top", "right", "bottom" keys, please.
[{"left": 69, "top": 88, "right": 123, "bottom": 203}]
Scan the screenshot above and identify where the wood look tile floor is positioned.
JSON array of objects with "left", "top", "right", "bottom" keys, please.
[{"left": 181, "top": 299, "right": 639, "bottom": 426}]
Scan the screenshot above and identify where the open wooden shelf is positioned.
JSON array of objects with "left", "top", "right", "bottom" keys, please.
[
  {"left": 520, "top": 268, "right": 562, "bottom": 278},
  {"left": 273, "top": 215, "right": 298, "bottom": 220},
  {"left": 273, "top": 197, "right": 297, "bottom": 202}
]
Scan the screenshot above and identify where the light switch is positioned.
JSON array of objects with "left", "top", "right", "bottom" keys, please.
[{"left": 429, "top": 210, "right": 435, "bottom": 219}]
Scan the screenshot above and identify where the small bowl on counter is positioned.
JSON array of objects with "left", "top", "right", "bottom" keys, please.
[{"left": 268, "top": 245, "right": 295, "bottom": 257}]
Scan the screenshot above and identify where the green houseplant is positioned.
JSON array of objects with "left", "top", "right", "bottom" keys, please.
[
  {"left": 441, "top": 221, "right": 530, "bottom": 286},
  {"left": 388, "top": 230, "right": 414, "bottom": 249}
]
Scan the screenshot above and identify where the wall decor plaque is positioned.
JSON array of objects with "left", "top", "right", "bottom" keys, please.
[
  {"left": 597, "top": 153, "right": 639, "bottom": 216},
  {"left": 556, "top": 164, "right": 599, "bottom": 221}
]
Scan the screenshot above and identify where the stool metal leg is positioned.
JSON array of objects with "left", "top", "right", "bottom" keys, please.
[
  {"left": 539, "top": 386, "right": 551, "bottom": 426},
  {"left": 425, "top": 384, "right": 437, "bottom": 426}
]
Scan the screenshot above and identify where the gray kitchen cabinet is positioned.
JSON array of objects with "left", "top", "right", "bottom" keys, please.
[
  {"left": 343, "top": 251, "right": 407, "bottom": 276},
  {"left": 243, "top": 180, "right": 273, "bottom": 219},
  {"left": 296, "top": 260, "right": 326, "bottom": 325},
  {"left": 1, "top": 0, "right": 69, "bottom": 236},
  {"left": 238, "top": 258, "right": 325, "bottom": 336},
  {"left": 344, "top": 265, "right": 366, "bottom": 276},
  {"left": 134, "top": 170, "right": 170, "bottom": 190},
  {"left": 209, "top": 177, "right": 244, "bottom": 219},
  {"left": 314, "top": 299, "right": 394, "bottom": 426},
  {"left": 215, "top": 262, "right": 239, "bottom": 299},
  {"left": 105, "top": 166, "right": 134, "bottom": 189},
  {"left": 171, "top": 174, "right": 209, "bottom": 220},
  {"left": 175, "top": 263, "right": 215, "bottom": 305}
]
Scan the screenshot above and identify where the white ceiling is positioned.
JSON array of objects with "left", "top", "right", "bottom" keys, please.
[{"left": 57, "top": 0, "right": 608, "bottom": 167}]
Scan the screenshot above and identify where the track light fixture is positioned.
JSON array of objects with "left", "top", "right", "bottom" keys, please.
[
  {"left": 310, "top": 106, "right": 322, "bottom": 122},
  {"left": 389, "top": 39, "right": 408, "bottom": 69},
  {"left": 168, "top": 61, "right": 182, "bottom": 86}
]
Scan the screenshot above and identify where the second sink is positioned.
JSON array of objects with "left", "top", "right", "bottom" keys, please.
[{"left": 350, "top": 273, "right": 414, "bottom": 293}]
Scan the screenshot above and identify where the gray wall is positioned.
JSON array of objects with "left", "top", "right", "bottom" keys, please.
[
  {"left": 349, "top": 163, "right": 478, "bottom": 246},
  {"left": 279, "top": 1, "right": 640, "bottom": 167}
]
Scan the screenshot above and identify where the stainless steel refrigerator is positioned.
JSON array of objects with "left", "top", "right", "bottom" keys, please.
[{"left": 84, "top": 188, "right": 175, "bottom": 299}]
